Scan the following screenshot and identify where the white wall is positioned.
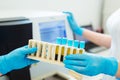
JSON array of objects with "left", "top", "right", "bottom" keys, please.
[
  {"left": 102, "top": 0, "right": 120, "bottom": 33},
  {"left": 0, "top": 0, "right": 103, "bottom": 30}
]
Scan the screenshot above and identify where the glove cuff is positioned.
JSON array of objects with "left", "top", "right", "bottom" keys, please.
[
  {"left": 0, "top": 56, "right": 12, "bottom": 74},
  {"left": 75, "top": 27, "right": 84, "bottom": 36},
  {"left": 103, "top": 57, "right": 118, "bottom": 76}
]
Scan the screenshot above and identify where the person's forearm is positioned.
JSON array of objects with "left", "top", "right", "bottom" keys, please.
[
  {"left": 116, "top": 62, "right": 120, "bottom": 78},
  {"left": 83, "top": 29, "right": 111, "bottom": 48}
]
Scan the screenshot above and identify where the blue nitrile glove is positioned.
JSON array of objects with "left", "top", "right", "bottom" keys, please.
[
  {"left": 63, "top": 12, "right": 84, "bottom": 36},
  {"left": 64, "top": 53, "right": 118, "bottom": 76},
  {"left": 117, "top": 78, "right": 120, "bottom": 80},
  {"left": 0, "top": 45, "right": 38, "bottom": 75}
]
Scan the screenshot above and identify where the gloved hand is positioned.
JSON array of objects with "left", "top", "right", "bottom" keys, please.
[
  {"left": 64, "top": 53, "right": 118, "bottom": 76},
  {"left": 63, "top": 12, "right": 84, "bottom": 36},
  {"left": 0, "top": 45, "right": 38, "bottom": 75}
]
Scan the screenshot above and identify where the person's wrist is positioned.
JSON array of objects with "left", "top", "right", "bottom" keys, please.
[
  {"left": 80, "top": 27, "right": 84, "bottom": 35},
  {"left": 0, "top": 55, "right": 12, "bottom": 74},
  {"left": 103, "top": 57, "right": 118, "bottom": 76},
  {"left": 0, "top": 73, "right": 2, "bottom": 76},
  {"left": 75, "top": 27, "right": 84, "bottom": 36},
  {"left": 0, "top": 56, "right": 6, "bottom": 74}
]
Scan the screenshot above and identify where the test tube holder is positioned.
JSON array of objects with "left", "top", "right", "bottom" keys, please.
[{"left": 27, "top": 39, "right": 85, "bottom": 80}]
